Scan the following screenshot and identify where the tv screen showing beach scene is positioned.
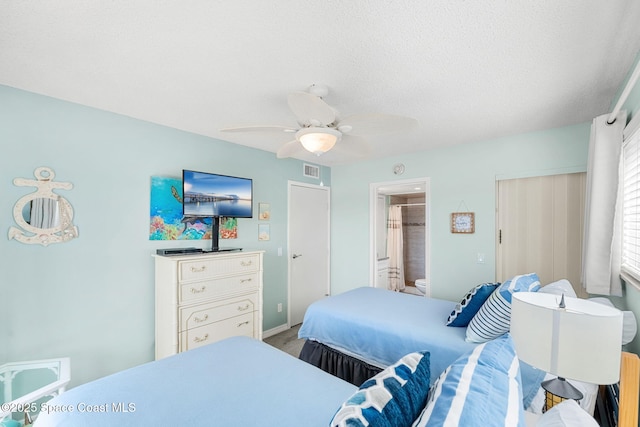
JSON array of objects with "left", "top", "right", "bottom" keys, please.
[{"left": 182, "top": 170, "right": 253, "bottom": 218}]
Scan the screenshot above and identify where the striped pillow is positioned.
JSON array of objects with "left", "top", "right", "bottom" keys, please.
[
  {"left": 412, "top": 334, "right": 525, "bottom": 427},
  {"left": 466, "top": 273, "right": 540, "bottom": 343},
  {"left": 446, "top": 282, "right": 500, "bottom": 327}
]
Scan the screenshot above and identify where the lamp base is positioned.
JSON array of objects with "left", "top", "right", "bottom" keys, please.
[{"left": 541, "top": 377, "right": 583, "bottom": 412}]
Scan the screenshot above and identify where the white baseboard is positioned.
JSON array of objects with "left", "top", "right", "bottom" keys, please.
[{"left": 263, "top": 323, "right": 290, "bottom": 339}]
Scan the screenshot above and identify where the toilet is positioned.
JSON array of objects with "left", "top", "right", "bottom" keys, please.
[{"left": 415, "top": 279, "right": 430, "bottom": 297}]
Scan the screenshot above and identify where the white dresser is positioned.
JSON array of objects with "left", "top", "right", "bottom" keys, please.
[{"left": 154, "top": 250, "right": 264, "bottom": 360}]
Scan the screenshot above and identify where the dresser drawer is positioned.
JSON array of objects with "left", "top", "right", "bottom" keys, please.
[
  {"left": 155, "top": 250, "right": 264, "bottom": 360},
  {"left": 180, "top": 312, "right": 254, "bottom": 352},
  {"left": 179, "top": 273, "right": 258, "bottom": 303},
  {"left": 179, "top": 296, "right": 256, "bottom": 331},
  {"left": 178, "top": 254, "right": 260, "bottom": 282}
]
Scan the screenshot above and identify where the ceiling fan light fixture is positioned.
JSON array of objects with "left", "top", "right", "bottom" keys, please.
[{"left": 297, "top": 127, "right": 341, "bottom": 156}]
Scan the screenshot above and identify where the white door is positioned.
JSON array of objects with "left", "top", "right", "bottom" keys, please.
[
  {"left": 496, "top": 172, "right": 587, "bottom": 298},
  {"left": 289, "top": 182, "right": 330, "bottom": 326},
  {"left": 370, "top": 178, "right": 430, "bottom": 293}
]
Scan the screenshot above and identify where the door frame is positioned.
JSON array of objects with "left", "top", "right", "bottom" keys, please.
[
  {"left": 287, "top": 180, "right": 331, "bottom": 327},
  {"left": 369, "top": 177, "right": 431, "bottom": 290}
]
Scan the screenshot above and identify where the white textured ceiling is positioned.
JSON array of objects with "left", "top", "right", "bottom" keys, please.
[{"left": 2, "top": 1, "right": 640, "bottom": 166}]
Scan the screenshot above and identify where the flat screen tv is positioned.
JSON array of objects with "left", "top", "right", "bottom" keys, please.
[
  {"left": 182, "top": 170, "right": 253, "bottom": 218},
  {"left": 182, "top": 169, "right": 253, "bottom": 252}
]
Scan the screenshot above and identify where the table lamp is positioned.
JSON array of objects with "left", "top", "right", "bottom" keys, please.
[{"left": 510, "top": 292, "right": 623, "bottom": 412}]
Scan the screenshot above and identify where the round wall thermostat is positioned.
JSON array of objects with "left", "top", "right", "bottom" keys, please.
[{"left": 393, "top": 163, "right": 405, "bottom": 175}]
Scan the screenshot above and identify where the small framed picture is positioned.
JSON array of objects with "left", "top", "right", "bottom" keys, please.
[
  {"left": 451, "top": 212, "right": 475, "bottom": 234},
  {"left": 259, "top": 203, "right": 271, "bottom": 220},
  {"left": 258, "top": 224, "right": 270, "bottom": 241}
]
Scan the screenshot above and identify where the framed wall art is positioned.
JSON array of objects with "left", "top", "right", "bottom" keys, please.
[
  {"left": 258, "top": 224, "right": 270, "bottom": 241},
  {"left": 259, "top": 203, "right": 270, "bottom": 220},
  {"left": 149, "top": 176, "right": 213, "bottom": 240},
  {"left": 451, "top": 212, "right": 475, "bottom": 234}
]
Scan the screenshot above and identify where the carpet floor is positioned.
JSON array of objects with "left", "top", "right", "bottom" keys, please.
[{"left": 263, "top": 324, "right": 305, "bottom": 358}]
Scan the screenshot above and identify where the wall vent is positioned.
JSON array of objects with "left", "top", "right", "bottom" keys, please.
[{"left": 303, "top": 163, "right": 320, "bottom": 179}]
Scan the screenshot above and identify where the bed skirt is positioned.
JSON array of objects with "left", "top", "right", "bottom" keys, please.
[{"left": 298, "top": 340, "right": 382, "bottom": 386}]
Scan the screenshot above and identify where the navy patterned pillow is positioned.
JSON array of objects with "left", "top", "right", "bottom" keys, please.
[
  {"left": 446, "top": 282, "right": 500, "bottom": 327},
  {"left": 330, "top": 351, "right": 431, "bottom": 427}
]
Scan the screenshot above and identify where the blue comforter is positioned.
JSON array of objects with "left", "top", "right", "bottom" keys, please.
[
  {"left": 298, "top": 286, "right": 545, "bottom": 408},
  {"left": 298, "top": 287, "right": 479, "bottom": 381},
  {"left": 33, "top": 337, "right": 356, "bottom": 427}
]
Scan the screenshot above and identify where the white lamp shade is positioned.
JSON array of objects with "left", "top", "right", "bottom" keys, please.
[
  {"left": 296, "top": 127, "right": 340, "bottom": 155},
  {"left": 511, "top": 292, "right": 623, "bottom": 385}
]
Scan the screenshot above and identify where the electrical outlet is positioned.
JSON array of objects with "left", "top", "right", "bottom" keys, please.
[{"left": 277, "top": 303, "right": 282, "bottom": 313}]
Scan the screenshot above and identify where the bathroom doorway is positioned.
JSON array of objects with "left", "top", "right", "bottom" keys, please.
[{"left": 369, "top": 178, "right": 430, "bottom": 296}]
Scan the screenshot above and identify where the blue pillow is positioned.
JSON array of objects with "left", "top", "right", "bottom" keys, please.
[
  {"left": 466, "top": 273, "right": 540, "bottom": 343},
  {"left": 519, "top": 360, "right": 547, "bottom": 409},
  {"left": 330, "top": 351, "right": 430, "bottom": 427},
  {"left": 413, "top": 334, "right": 526, "bottom": 427},
  {"left": 446, "top": 282, "right": 500, "bottom": 327}
]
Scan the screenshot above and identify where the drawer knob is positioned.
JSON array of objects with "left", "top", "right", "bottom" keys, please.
[
  {"left": 190, "top": 286, "right": 206, "bottom": 294},
  {"left": 194, "top": 314, "right": 209, "bottom": 323},
  {"left": 240, "top": 260, "right": 252, "bottom": 267},
  {"left": 240, "top": 278, "right": 252, "bottom": 283},
  {"left": 190, "top": 265, "right": 207, "bottom": 273},
  {"left": 237, "top": 304, "right": 250, "bottom": 311},
  {"left": 194, "top": 334, "right": 209, "bottom": 343},
  {"left": 237, "top": 321, "right": 250, "bottom": 328}
]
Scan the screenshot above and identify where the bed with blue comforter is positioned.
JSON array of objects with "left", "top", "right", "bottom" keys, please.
[
  {"left": 29, "top": 281, "right": 626, "bottom": 426},
  {"left": 298, "top": 287, "right": 477, "bottom": 380},
  {"left": 32, "top": 336, "right": 356, "bottom": 427},
  {"left": 298, "top": 286, "right": 545, "bottom": 408}
]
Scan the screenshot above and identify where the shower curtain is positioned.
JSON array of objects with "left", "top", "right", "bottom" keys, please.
[{"left": 387, "top": 205, "right": 405, "bottom": 292}]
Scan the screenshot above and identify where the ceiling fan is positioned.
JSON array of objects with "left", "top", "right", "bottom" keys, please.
[{"left": 220, "top": 84, "right": 418, "bottom": 159}]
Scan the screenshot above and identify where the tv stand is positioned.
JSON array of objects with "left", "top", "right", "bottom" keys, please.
[{"left": 207, "top": 216, "right": 242, "bottom": 252}]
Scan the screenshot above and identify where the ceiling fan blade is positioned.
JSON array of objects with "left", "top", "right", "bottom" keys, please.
[
  {"left": 338, "top": 114, "right": 418, "bottom": 136},
  {"left": 288, "top": 91, "right": 336, "bottom": 127},
  {"left": 221, "top": 125, "right": 297, "bottom": 133},
  {"left": 331, "top": 134, "right": 371, "bottom": 158},
  {"left": 276, "top": 139, "right": 304, "bottom": 159}
]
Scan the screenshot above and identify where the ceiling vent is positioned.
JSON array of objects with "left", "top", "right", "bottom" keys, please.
[{"left": 303, "top": 163, "right": 320, "bottom": 179}]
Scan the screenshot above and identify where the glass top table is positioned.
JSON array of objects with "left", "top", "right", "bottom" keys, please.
[{"left": 0, "top": 358, "right": 70, "bottom": 425}]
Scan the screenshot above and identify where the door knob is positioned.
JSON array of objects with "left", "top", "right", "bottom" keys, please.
[{"left": 292, "top": 253, "right": 302, "bottom": 259}]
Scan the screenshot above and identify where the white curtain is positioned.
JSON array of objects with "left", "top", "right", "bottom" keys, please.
[
  {"left": 582, "top": 111, "right": 625, "bottom": 296},
  {"left": 387, "top": 205, "right": 405, "bottom": 292},
  {"left": 30, "top": 197, "right": 59, "bottom": 229}
]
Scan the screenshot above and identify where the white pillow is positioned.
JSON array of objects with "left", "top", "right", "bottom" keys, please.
[
  {"left": 588, "top": 296, "right": 614, "bottom": 307},
  {"left": 535, "top": 399, "right": 598, "bottom": 427},
  {"left": 589, "top": 297, "right": 638, "bottom": 345},
  {"left": 538, "top": 279, "right": 576, "bottom": 298}
]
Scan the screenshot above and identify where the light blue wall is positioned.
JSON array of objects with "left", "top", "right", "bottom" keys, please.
[
  {"left": 330, "top": 123, "right": 591, "bottom": 301},
  {"left": 0, "top": 85, "right": 329, "bottom": 387},
  {"left": 4, "top": 48, "right": 640, "bottom": 389},
  {"left": 329, "top": 51, "right": 640, "bottom": 356}
]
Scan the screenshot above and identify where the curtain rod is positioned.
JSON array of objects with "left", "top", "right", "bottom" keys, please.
[
  {"left": 607, "top": 59, "right": 640, "bottom": 124},
  {"left": 391, "top": 203, "right": 425, "bottom": 207}
]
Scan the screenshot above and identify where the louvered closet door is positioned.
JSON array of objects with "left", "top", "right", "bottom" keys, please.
[{"left": 496, "top": 173, "right": 587, "bottom": 298}]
